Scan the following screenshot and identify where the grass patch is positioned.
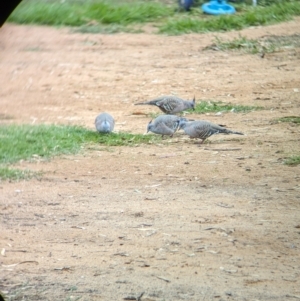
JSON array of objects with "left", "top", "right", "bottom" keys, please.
[
  {"left": 158, "top": 1, "right": 300, "bottom": 35},
  {"left": 0, "top": 167, "right": 38, "bottom": 181},
  {"left": 0, "top": 124, "right": 96, "bottom": 165},
  {"left": 96, "top": 132, "right": 160, "bottom": 146},
  {"left": 8, "top": 0, "right": 173, "bottom": 27},
  {"left": 284, "top": 156, "right": 300, "bottom": 166},
  {"left": 275, "top": 116, "right": 300, "bottom": 124},
  {"left": 0, "top": 124, "right": 158, "bottom": 164},
  {"left": 206, "top": 34, "right": 300, "bottom": 54},
  {"left": 7, "top": 0, "right": 300, "bottom": 34},
  {"left": 194, "top": 100, "right": 262, "bottom": 114},
  {"left": 0, "top": 124, "right": 159, "bottom": 181},
  {"left": 73, "top": 24, "right": 143, "bottom": 34},
  {"left": 207, "top": 35, "right": 270, "bottom": 54}
]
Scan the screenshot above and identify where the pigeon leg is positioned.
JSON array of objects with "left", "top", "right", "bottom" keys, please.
[{"left": 196, "top": 139, "right": 205, "bottom": 145}]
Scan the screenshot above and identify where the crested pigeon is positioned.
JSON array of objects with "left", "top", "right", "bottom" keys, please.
[
  {"left": 135, "top": 95, "right": 195, "bottom": 115},
  {"left": 95, "top": 112, "right": 115, "bottom": 133},
  {"left": 178, "top": 119, "right": 244, "bottom": 144},
  {"left": 147, "top": 115, "right": 187, "bottom": 138}
]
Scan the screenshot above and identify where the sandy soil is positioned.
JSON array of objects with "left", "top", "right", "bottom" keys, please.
[{"left": 0, "top": 19, "right": 300, "bottom": 301}]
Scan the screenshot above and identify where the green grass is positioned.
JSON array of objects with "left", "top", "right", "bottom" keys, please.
[
  {"left": 96, "top": 132, "right": 160, "bottom": 146},
  {"left": 0, "top": 124, "right": 159, "bottom": 181},
  {"left": 8, "top": 0, "right": 173, "bottom": 26},
  {"left": 158, "top": 1, "right": 300, "bottom": 35},
  {"left": 0, "top": 167, "right": 38, "bottom": 181},
  {"left": 275, "top": 116, "right": 300, "bottom": 124},
  {"left": 273, "top": 116, "right": 300, "bottom": 166},
  {"left": 284, "top": 156, "right": 300, "bottom": 166},
  {"left": 7, "top": 0, "right": 300, "bottom": 35},
  {"left": 194, "top": 100, "right": 262, "bottom": 114}
]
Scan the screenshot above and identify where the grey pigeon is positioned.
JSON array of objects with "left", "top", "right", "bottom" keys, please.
[
  {"left": 95, "top": 112, "right": 115, "bottom": 133},
  {"left": 147, "top": 115, "right": 187, "bottom": 138},
  {"left": 135, "top": 95, "right": 195, "bottom": 114},
  {"left": 178, "top": 119, "right": 244, "bottom": 144}
]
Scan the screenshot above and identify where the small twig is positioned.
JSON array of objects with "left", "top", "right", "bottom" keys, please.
[
  {"left": 156, "top": 276, "right": 170, "bottom": 283},
  {"left": 113, "top": 252, "right": 129, "bottom": 257},
  {"left": 204, "top": 148, "right": 241, "bottom": 151},
  {"left": 123, "top": 292, "right": 144, "bottom": 301},
  {"left": 2, "top": 261, "right": 38, "bottom": 268},
  {"left": 216, "top": 202, "right": 234, "bottom": 208},
  {"left": 54, "top": 266, "right": 72, "bottom": 271}
]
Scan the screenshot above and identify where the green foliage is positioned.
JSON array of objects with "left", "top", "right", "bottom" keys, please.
[
  {"left": 8, "top": 0, "right": 173, "bottom": 26},
  {"left": 0, "top": 124, "right": 159, "bottom": 165},
  {"left": 194, "top": 100, "right": 262, "bottom": 114},
  {"left": 275, "top": 116, "right": 300, "bottom": 124},
  {"left": 0, "top": 124, "right": 95, "bottom": 165},
  {"left": 256, "top": 0, "right": 296, "bottom": 7},
  {"left": 8, "top": 2, "right": 85, "bottom": 26},
  {"left": 0, "top": 167, "right": 38, "bottom": 181},
  {"left": 284, "top": 156, "right": 300, "bottom": 166},
  {"left": 87, "top": 2, "right": 171, "bottom": 25},
  {"left": 158, "top": 1, "right": 300, "bottom": 35},
  {"left": 96, "top": 132, "right": 160, "bottom": 146},
  {"left": 207, "top": 33, "right": 300, "bottom": 54},
  {"left": 208, "top": 35, "right": 267, "bottom": 53},
  {"left": 7, "top": 0, "right": 300, "bottom": 34},
  {"left": 0, "top": 124, "right": 159, "bottom": 180}
]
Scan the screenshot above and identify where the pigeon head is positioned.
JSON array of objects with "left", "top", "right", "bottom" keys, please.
[
  {"left": 178, "top": 118, "right": 188, "bottom": 130},
  {"left": 100, "top": 120, "right": 112, "bottom": 133},
  {"left": 186, "top": 96, "right": 195, "bottom": 110},
  {"left": 147, "top": 120, "right": 154, "bottom": 133}
]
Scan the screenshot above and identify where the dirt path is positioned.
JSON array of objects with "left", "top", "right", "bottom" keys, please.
[{"left": 1, "top": 19, "right": 300, "bottom": 301}]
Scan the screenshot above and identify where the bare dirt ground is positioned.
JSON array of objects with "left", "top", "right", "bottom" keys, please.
[{"left": 0, "top": 19, "right": 300, "bottom": 301}]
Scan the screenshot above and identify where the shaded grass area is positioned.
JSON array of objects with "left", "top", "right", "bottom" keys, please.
[
  {"left": 7, "top": 0, "right": 300, "bottom": 35},
  {"left": 194, "top": 100, "right": 262, "bottom": 114},
  {"left": 0, "top": 124, "right": 159, "bottom": 181}
]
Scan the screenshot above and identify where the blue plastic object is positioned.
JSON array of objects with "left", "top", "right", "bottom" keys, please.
[
  {"left": 178, "top": 0, "right": 194, "bottom": 11},
  {"left": 202, "top": 0, "right": 236, "bottom": 15}
]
